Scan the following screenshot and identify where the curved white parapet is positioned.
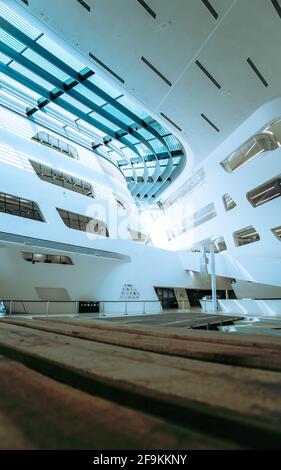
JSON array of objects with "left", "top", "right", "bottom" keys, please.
[
  {"left": 218, "top": 299, "right": 281, "bottom": 318},
  {"left": 100, "top": 300, "right": 162, "bottom": 317}
]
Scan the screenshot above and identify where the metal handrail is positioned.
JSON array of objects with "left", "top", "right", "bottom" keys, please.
[
  {"left": 0, "top": 298, "right": 191, "bottom": 318},
  {"left": 0, "top": 299, "right": 162, "bottom": 303}
]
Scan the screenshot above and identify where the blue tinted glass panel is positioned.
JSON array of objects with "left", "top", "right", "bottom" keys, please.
[
  {"left": 75, "top": 84, "right": 107, "bottom": 107},
  {"left": 88, "top": 74, "right": 120, "bottom": 98},
  {"left": 22, "top": 49, "right": 69, "bottom": 82},
  {"left": 0, "top": 4, "right": 40, "bottom": 39},
  {"left": 8, "top": 62, "right": 54, "bottom": 90},
  {"left": 0, "top": 29, "right": 25, "bottom": 52},
  {"left": 103, "top": 103, "right": 134, "bottom": 126},
  {"left": 37, "top": 36, "right": 85, "bottom": 72}
]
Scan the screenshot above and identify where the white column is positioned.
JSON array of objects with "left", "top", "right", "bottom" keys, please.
[{"left": 210, "top": 243, "right": 217, "bottom": 312}]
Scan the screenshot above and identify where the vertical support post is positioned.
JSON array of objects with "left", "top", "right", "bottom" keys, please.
[
  {"left": 210, "top": 243, "right": 217, "bottom": 312},
  {"left": 125, "top": 301, "right": 128, "bottom": 316},
  {"left": 143, "top": 301, "right": 145, "bottom": 314},
  {"left": 46, "top": 301, "right": 50, "bottom": 318},
  {"left": 9, "top": 300, "right": 12, "bottom": 317}
]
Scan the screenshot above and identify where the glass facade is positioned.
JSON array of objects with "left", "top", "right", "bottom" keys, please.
[
  {"left": 30, "top": 160, "right": 94, "bottom": 198},
  {"left": 0, "top": 192, "right": 45, "bottom": 222},
  {"left": 57, "top": 208, "right": 109, "bottom": 237}
]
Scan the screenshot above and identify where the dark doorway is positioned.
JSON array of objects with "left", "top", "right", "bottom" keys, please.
[
  {"left": 79, "top": 301, "right": 99, "bottom": 313},
  {"left": 154, "top": 287, "right": 179, "bottom": 309},
  {"left": 185, "top": 289, "right": 231, "bottom": 307}
]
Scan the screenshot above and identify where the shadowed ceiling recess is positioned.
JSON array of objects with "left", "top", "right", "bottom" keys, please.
[{"left": 0, "top": 4, "right": 186, "bottom": 204}]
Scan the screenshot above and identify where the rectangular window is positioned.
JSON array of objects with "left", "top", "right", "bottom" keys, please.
[
  {"left": 247, "top": 176, "right": 281, "bottom": 207},
  {"left": 22, "top": 252, "right": 73, "bottom": 265},
  {"left": 167, "top": 202, "right": 216, "bottom": 240},
  {"left": 233, "top": 226, "right": 260, "bottom": 247},
  {"left": 271, "top": 225, "right": 281, "bottom": 241},
  {"left": 0, "top": 192, "right": 45, "bottom": 222},
  {"left": 129, "top": 228, "right": 148, "bottom": 242},
  {"left": 30, "top": 160, "right": 94, "bottom": 198},
  {"left": 57, "top": 208, "right": 109, "bottom": 237},
  {"left": 223, "top": 193, "right": 237, "bottom": 211},
  {"left": 220, "top": 118, "right": 281, "bottom": 173},
  {"left": 33, "top": 131, "right": 78, "bottom": 159},
  {"left": 190, "top": 236, "right": 227, "bottom": 253},
  {"left": 163, "top": 168, "right": 205, "bottom": 209}
]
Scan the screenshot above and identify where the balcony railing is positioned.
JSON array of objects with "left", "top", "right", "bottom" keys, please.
[{"left": 0, "top": 299, "right": 190, "bottom": 318}]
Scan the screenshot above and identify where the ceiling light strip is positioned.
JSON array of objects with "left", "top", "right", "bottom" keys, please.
[
  {"left": 89, "top": 52, "right": 124, "bottom": 83},
  {"left": 246, "top": 57, "right": 268, "bottom": 87},
  {"left": 141, "top": 56, "right": 172, "bottom": 87},
  {"left": 271, "top": 0, "right": 281, "bottom": 19},
  {"left": 77, "top": 0, "right": 91, "bottom": 13},
  {"left": 200, "top": 0, "right": 218, "bottom": 20},
  {"left": 136, "top": 0, "right": 156, "bottom": 19},
  {"left": 195, "top": 60, "right": 221, "bottom": 89},
  {"left": 160, "top": 112, "right": 182, "bottom": 132},
  {"left": 201, "top": 113, "right": 220, "bottom": 132}
]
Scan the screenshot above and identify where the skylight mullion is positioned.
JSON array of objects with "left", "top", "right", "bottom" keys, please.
[
  {"left": 0, "top": 28, "right": 25, "bottom": 53},
  {"left": 8, "top": 61, "right": 54, "bottom": 90},
  {"left": 0, "top": 3, "right": 40, "bottom": 39},
  {"left": 0, "top": 13, "right": 186, "bottom": 203},
  {"left": 1, "top": 45, "right": 138, "bottom": 152},
  {"left": 0, "top": 17, "right": 171, "bottom": 145},
  {"left": 0, "top": 51, "right": 12, "bottom": 64}
]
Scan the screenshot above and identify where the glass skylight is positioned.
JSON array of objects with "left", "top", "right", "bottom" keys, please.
[
  {"left": 60, "top": 94, "right": 92, "bottom": 114},
  {"left": 117, "top": 95, "right": 148, "bottom": 120},
  {"left": 1, "top": 75, "right": 41, "bottom": 106},
  {"left": 88, "top": 111, "right": 120, "bottom": 132},
  {"left": 0, "top": 3, "right": 40, "bottom": 39},
  {"left": 164, "top": 134, "right": 183, "bottom": 152},
  {"left": 137, "top": 127, "right": 156, "bottom": 140},
  {"left": 0, "top": 29, "right": 25, "bottom": 52},
  {"left": 36, "top": 35, "right": 85, "bottom": 72},
  {"left": 135, "top": 143, "right": 151, "bottom": 156},
  {"left": 124, "top": 134, "right": 140, "bottom": 145},
  {"left": 75, "top": 84, "right": 107, "bottom": 107},
  {"left": 45, "top": 102, "right": 78, "bottom": 125},
  {"left": 148, "top": 139, "right": 166, "bottom": 154},
  {"left": 0, "top": 4, "right": 186, "bottom": 203},
  {"left": 8, "top": 61, "right": 54, "bottom": 91},
  {"left": 0, "top": 52, "right": 11, "bottom": 64},
  {"left": 22, "top": 49, "right": 70, "bottom": 83},
  {"left": 88, "top": 74, "right": 122, "bottom": 99},
  {"left": 103, "top": 104, "right": 134, "bottom": 126}
]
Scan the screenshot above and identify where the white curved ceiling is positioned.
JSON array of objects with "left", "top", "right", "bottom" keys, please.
[{"left": 14, "top": 0, "right": 281, "bottom": 167}]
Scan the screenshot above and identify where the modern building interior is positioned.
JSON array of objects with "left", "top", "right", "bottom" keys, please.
[{"left": 0, "top": 0, "right": 281, "bottom": 451}]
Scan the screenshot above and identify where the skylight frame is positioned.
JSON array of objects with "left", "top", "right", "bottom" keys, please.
[{"left": 0, "top": 8, "right": 186, "bottom": 203}]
